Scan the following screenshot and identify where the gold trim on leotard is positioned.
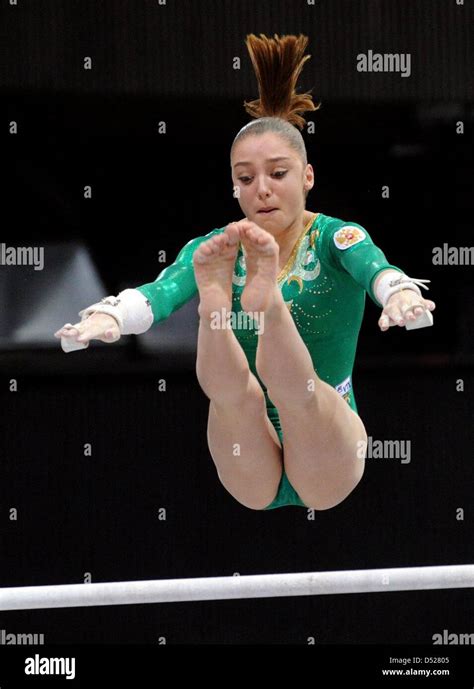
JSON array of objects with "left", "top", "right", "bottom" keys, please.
[{"left": 277, "top": 212, "right": 319, "bottom": 284}]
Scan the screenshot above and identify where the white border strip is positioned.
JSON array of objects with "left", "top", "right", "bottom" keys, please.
[{"left": 0, "top": 565, "right": 473, "bottom": 611}]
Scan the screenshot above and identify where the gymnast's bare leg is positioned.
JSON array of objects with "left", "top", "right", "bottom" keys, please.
[
  {"left": 239, "top": 222, "right": 366, "bottom": 510},
  {"left": 193, "top": 223, "right": 284, "bottom": 510}
]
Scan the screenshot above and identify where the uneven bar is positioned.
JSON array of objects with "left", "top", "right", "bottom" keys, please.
[{"left": 0, "top": 565, "right": 473, "bottom": 611}]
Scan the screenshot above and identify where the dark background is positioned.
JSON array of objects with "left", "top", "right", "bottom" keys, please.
[{"left": 0, "top": 0, "right": 473, "bottom": 646}]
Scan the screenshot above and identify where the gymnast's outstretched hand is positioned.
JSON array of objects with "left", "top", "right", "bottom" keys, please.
[
  {"left": 378, "top": 291, "right": 436, "bottom": 331},
  {"left": 54, "top": 312, "right": 121, "bottom": 348}
]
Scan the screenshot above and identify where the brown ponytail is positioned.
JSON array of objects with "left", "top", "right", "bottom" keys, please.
[{"left": 243, "top": 33, "right": 320, "bottom": 130}]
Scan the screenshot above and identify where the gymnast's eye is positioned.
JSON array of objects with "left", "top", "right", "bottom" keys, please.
[{"left": 237, "top": 171, "right": 288, "bottom": 184}]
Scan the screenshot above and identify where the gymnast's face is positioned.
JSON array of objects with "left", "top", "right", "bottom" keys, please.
[{"left": 231, "top": 132, "right": 314, "bottom": 234}]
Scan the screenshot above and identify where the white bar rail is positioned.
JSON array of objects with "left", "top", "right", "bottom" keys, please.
[{"left": 0, "top": 565, "right": 473, "bottom": 611}]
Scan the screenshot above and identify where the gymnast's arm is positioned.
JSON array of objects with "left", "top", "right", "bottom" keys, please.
[
  {"left": 327, "top": 223, "right": 404, "bottom": 308},
  {"left": 54, "top": 227, "right": 225, "bottom": 350},
  {"left": 327, "top": 222, "right": 434, "bottom": 329}
]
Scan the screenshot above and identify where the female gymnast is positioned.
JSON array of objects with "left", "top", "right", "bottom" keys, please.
[{"left": 54, "top": 33, "right": 436, "bottom": 511}]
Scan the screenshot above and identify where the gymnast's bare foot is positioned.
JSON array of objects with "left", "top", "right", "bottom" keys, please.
[
  {"left": 193, "top": 224, "right": 240, "bottom": 320},
  {"left": 239, "top": 221, "right": 282, "bottom": 317}
]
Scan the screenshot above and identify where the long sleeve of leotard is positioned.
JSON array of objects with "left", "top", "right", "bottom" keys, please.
[
  {"left": 134, "top": 227, "right": 225, "bottom": 325},
  {"left": 325, "top": 220, "right": 403, "bottom": 308}
]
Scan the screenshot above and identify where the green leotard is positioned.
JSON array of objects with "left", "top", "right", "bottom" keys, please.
[{"left": 135, "top": 212, "right": 403, "bottom": 510}]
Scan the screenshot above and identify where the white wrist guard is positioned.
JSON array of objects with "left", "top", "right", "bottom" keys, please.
[
  {"left": 375, "top": 271, "right": 431, "bottom": 308},
  {"left": 78, "top": 288, "right": 154, "bottom": 335}
]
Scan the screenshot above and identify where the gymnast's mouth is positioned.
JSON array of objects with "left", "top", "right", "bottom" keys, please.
[{"left": 257, "top": 207, "right": 279, "bottom": 214}]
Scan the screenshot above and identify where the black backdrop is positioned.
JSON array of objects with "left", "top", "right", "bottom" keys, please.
[{"left": 0, "top": 0, "right": 473, "bottom": 657}]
